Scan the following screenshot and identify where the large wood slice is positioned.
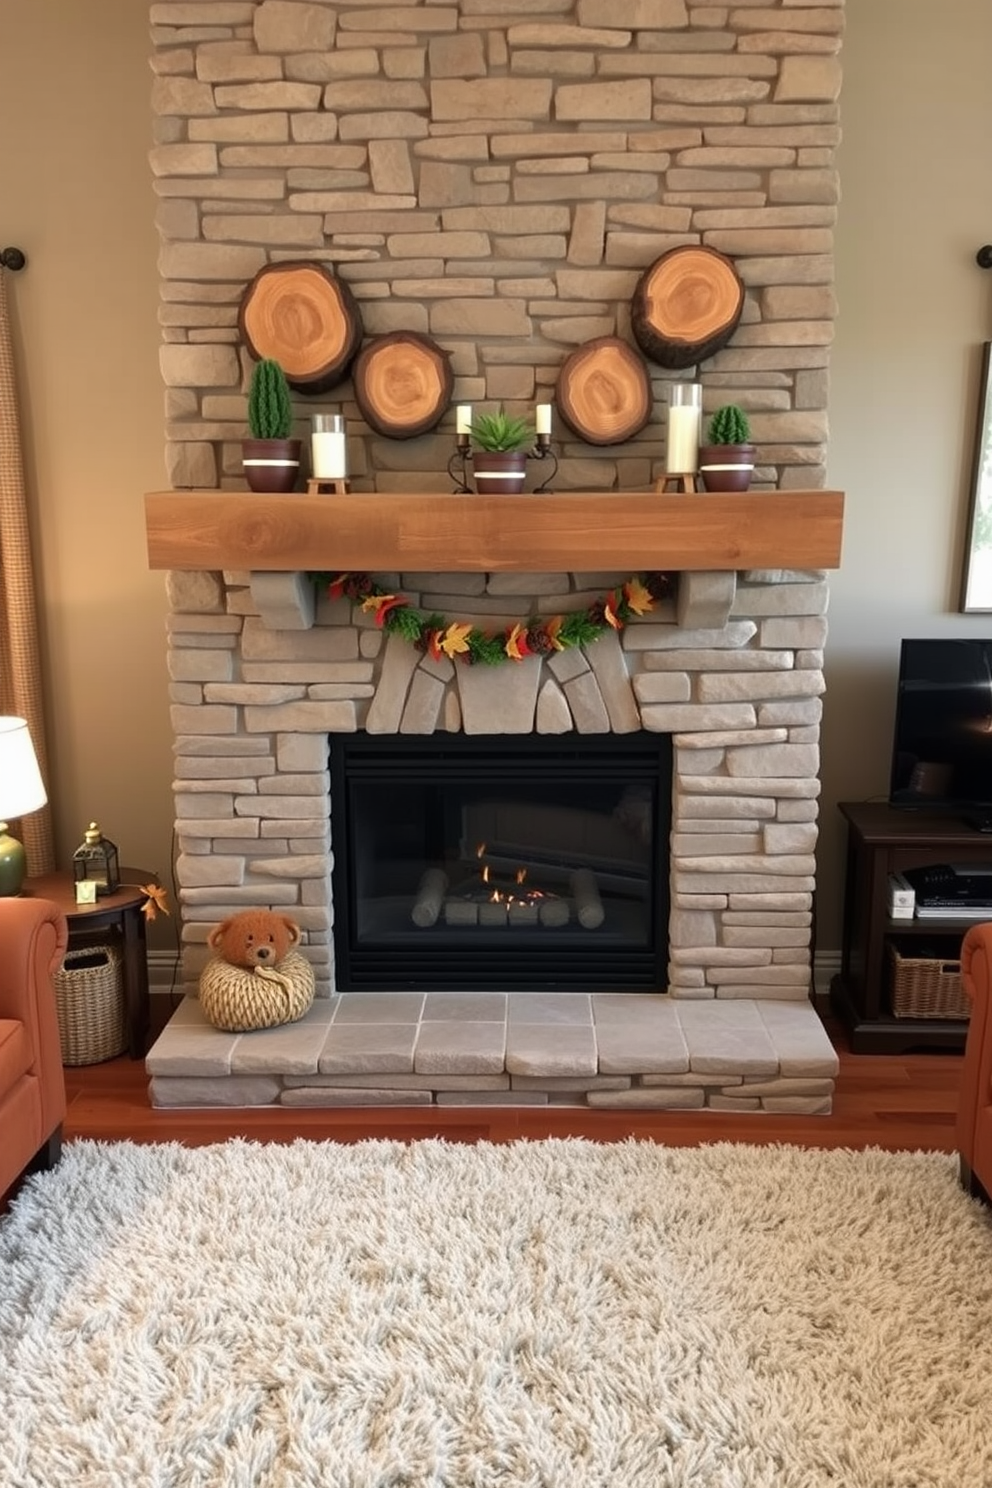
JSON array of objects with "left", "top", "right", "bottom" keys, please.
[
  {"left": 631, "top": 245, "right": 745, "bottom": 370},
  {"left": 353, "top": 331, "right": 454, "bottom": 439},
  {"left": 238, "top": 260, "right": 363, "bottom": 394},
  {"left": 554, "top": 336, "right": 653, "bottom": 446}
]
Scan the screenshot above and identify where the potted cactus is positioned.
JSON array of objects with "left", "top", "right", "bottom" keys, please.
[
  {"left": 698, "top": 403, "right": 756, "bottom": 492},
  {"left": 469, "top": 406, "right": 535, "bottom": 494},
  {"left": 242, "top": 358, "right": 302, "bottom": 492}
]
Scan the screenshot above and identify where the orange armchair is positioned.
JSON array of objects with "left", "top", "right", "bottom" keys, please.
[
  {"left": 0, "top": 896, "right": 68, "bottom": 1199},
  {"left": 957, "top": 922, "right": 992, "bottom": 1201}
]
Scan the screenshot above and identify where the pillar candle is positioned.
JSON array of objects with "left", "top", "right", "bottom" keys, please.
[
  {"left": 535, "top": 403, "right": 552, "bottom": 435},
  {"left": 311, "top": 414, "right": 347, "bottom": 479},
  {"left": 456, "top": 404, "right": 473, "bottom": 435},
  {"left": 665, "top": 383, "right": 702, "bottom": 474}
]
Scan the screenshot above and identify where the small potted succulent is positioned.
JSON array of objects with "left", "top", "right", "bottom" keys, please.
[
  {"left": 698, "top": 403, "right": 756, "bottom": 492},
  {"left": 242, "top": 358, "right": 302, "bottom": 493},
  {"left": 469, "top": 406, "right": 535, "bottom": 495}
]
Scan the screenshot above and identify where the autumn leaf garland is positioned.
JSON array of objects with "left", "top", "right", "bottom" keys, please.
[{"left": 311, "top": 571, "right": 674, "bottom": 666}]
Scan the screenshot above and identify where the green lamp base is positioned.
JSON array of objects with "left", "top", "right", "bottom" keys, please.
[{"left": 0, "top": 825, "right": 27, "bottom": 896}]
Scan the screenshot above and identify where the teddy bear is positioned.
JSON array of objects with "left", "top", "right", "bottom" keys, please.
[
  {"left": 198, "top": 908, "right": 315, "bottom": 1033},
  {"left": 208, "top": 908, "right": 300, "bottom": 970}
]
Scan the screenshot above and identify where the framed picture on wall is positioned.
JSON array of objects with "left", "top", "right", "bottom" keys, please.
[{"left": 960, "top": 341, "right": 992, "bottom": 611}]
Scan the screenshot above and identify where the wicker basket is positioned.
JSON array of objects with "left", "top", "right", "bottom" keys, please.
[
  {"left": 54, "top": 944, "right": 127, "bottom": 1065},
  {"left": 888, "top": 944, "right": 971, "bottom": 1021}
]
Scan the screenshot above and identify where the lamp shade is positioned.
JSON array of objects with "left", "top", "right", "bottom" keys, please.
[{"left": 0, "top": 717, "right": 47, "bottom": 819}]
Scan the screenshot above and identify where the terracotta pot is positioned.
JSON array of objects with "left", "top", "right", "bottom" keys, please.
[
  {"left": 470, "top": 449, "right": 528, "bottom": 495},
  {"left": 697, "top": 443, "right": 756, "bottom": 493},
  {"left": 242, "top": 438, "right": 302, "bottom": 493}
]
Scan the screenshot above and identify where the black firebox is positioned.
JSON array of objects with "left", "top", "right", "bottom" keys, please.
[{"left": 328, "top": 733, "right": 671, "bottom": 991}]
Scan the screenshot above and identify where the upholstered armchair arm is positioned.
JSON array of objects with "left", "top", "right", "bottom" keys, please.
[
  {"left": 956, "top": 923, "right": 992, "bottom": 1168},
  {"left": 0, "top": 897, "right": 69, "bottom": 1132}
]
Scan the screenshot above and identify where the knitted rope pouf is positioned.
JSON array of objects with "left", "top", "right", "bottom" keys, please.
[{"left": 198, "top": 951, "right": 315, "bottom": 1033}]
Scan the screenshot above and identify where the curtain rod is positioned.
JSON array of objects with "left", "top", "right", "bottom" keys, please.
[{"left": 0, "top": 247, "right": 26, "bottom": 271}]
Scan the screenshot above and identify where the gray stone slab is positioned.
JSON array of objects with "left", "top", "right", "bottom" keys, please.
[
  {"left": 414, "top": 1021, "right": 507, "bottom": 1075},
  {"left": 423, "top": 992, "right": 507, "bottom": 1022},
  {"left": 506, "top": 992, "right": 591, "bottom": 1025},
  {"left": 435, "top": 1091, "right": 549, "bottom": 1105},
  {"left": 283, "top": 1072, "right": 510, "bottom": 1091},
  {"left": 149, "top": 1075, "right": 280, "bottom": 1107},
  {"left": 505, "top": 1022, "right": 597, "bottom": 1076},
  {"left": 595, "top": 1014, "right": 690, "bottom": 1075},
  {"left": 333, "top": 992, "right": 425, "bottom": 1023},
  {"left": 145, "top": 998, "right": 239, "bottom": 1076},
  {"left": 756, "top": 998, "right": 839, "bottom": 1076},
  {"left": 676, "top": 998, "right": 779, "bottom": 1076},
  {"left": 281, "top": 1087, "right": 434, "bottom": 1106},
  {"left": 229, "top": 1000, "right": 337, "bottom": 1075},
  {"left": 318, "top": 1023, "right": 417, "bottom": 1074},
  {"left": 586, "top": 1087, "right": 706, "bottom": 1109}
]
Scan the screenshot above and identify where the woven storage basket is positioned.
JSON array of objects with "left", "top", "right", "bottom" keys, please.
[
  {"left": 888, "top": 944, "right": 971, "bottom": 1020},
  {"left": 54, "top": 943, "right": 127, "bottom": 1065}
]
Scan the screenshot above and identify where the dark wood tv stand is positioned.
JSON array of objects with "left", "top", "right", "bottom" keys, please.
[{"left": 831, "top": 800, "right": 992, "bottom": 1054}]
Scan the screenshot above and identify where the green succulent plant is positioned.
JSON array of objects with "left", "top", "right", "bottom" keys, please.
[
  {"left": 247, "top": 358, "right": 294, "bottom": 440},
  {"left": 469, "top": 405, "right": 535, "bottom": 452},
  {"left": 706, "top": 404, "right": 752, "bottom": 446}
]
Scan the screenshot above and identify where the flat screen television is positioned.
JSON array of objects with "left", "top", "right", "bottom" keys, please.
[{"left": 889, "top": 638, "right": 992, "bottom": 831}]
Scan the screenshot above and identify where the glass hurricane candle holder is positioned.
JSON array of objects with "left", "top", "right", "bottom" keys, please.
[{"left": 665, "top": 382, "right": 702, "bottom": 475}]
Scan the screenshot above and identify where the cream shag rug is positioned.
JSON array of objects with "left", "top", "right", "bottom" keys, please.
[{"left": 2, "top": 1140, "right": 991, "bottom": 1488}]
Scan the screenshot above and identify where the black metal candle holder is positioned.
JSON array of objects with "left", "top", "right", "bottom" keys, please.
[{"left": 448, "top": 433, "right": 558, "bottom": 494}]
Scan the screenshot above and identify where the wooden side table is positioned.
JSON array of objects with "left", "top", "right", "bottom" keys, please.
[{"left": 22, "top": 868, "right": 156, "bottom": 1059}]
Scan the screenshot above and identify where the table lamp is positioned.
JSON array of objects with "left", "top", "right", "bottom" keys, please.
[{"left": 0, "top": 716, "right": 47, "bottom": 896}]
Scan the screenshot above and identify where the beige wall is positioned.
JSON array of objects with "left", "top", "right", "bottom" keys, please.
[
  {"left": 2, "top": 0, "right": 990, "bottom": 959},
  {"left": 0, "top": 0, "right": 171, "bottom": 943}
]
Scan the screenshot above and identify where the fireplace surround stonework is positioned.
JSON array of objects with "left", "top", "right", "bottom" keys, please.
[{"left": 146, "top": 0, "right": 845, "bottom": 1110}]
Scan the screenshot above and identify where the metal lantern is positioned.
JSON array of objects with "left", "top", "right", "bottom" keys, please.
[{"left": 72, "top": 821, "right": 120, "bottom": 897}]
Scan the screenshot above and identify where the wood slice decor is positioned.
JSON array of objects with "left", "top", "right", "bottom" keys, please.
[
  {"left": 352, "top": 331, "right": 454, "bottom": 439},
  {"left": 554, "top": 336, "right": 653, "bottom": 446},
  {"left": 631, "top": 245, "right": 745, "bottom": 371},
  {"left": 238, "top": 260, "right": 363, "bottom": 394}
]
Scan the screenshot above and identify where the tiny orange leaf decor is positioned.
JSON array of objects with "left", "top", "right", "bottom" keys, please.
[
  {"left": 313, "top": 571, "right": 675, "bottom": 666},
  {"left": 440, "top": 622, "right": 473, "bottom": 659},
  {"left": 504, "top": 622, "right": 531, "bottom": 661},
  {"left": 140, "top": 884, "right": 170, "bottom": 922},
  {"left": 623, "top": 576, "right": 654, "bottom": 616}
]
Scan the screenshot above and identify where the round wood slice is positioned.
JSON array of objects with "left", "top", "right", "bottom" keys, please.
[
  {"left": 631, "top": 245, "right": 745, "bottom": 370},
  {"left": 238, "top": 260, "right": 363, "bottom": 394},
  {"left": 554, "top": 336, "right": 653, "bottom": 446},
  {"left": 352, "top": 331, "right": 454, "bottom": 439}
]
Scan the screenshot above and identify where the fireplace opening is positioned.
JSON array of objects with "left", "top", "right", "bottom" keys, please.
[{"left": 329, "top": 734, "right": 672, "bottom": 991}]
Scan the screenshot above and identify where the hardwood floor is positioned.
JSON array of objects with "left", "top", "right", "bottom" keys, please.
[{"left": 58, "top": 1008, "right": 963, "bottom": 1154}]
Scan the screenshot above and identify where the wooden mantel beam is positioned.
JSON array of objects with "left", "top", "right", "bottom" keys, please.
[{"left": 144, "top": 489, "right": 844, "bottom": 573}]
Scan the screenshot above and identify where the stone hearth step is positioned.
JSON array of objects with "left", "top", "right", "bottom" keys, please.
[{"left": 146, "top": 993, "right": 838, "bottom": 1113}]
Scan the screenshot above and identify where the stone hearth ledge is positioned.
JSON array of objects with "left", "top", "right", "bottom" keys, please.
[{"left": 147, "top": 993, "right": 839, "bottom": 1113}]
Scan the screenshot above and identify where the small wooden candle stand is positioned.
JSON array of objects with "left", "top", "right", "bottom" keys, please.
[
  {"left": 307, "top": 477, "right": 350, "bottom": 495},
  {"left": 656, "top": 472, "right": 697, "bottom": 494}
]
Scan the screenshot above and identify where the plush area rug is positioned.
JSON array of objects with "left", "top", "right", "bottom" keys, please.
[{"left": 1, "top": 1139, "right": 991, "bottom": 1487}]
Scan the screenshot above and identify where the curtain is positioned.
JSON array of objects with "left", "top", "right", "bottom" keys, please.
[{"left": 0, "top": 264, "right": 55, "bottom": 874}]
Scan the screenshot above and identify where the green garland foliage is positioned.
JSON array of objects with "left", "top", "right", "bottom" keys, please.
[{"left": 310, "top": 571, "right": 675, "bottom": 665}]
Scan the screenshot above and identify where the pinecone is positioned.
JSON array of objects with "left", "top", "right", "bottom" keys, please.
[
  {"left": 349, "top": 573, "right": 375, "bottom": 599},
  {"left": 646, "top": 571, "right": 673, "bottom": 601},
  {"left": 526, "top": 626, "right": 555, "bottom": 655},
  {"left": 586, "top": 601, "right": 606, "bottom": 626}
]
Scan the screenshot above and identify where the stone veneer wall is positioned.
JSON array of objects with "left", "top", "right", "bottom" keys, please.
[
  {"left": 150, "top": 0, "right": 842, "bottom": 492},
  {"left": 168, "top": 564, "right": 827, "bottom": 998}
]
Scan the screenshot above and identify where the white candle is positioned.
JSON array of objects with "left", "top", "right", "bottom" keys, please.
[
  {"left": 311, "top": 414, "right": 347, "bottom": 478},
  {"left": 535, "top": 403, "right": 552, "bottom": 435},
  {"left": 456, "top": 404, "right": 473, "bottom": 435},
  {"left": 665, "top": 383, "right": 702, "bottom": 474}
]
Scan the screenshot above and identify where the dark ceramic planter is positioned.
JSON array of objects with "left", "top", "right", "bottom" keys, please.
[
  {"left": 242, "top": 438, "right": 302, "bottom": 493},
  {"left": 470, "top": 450, "right": 528, "bottom": 495},
  {"left": 697, "top": 443, "right": 756, "bottom": 493}
]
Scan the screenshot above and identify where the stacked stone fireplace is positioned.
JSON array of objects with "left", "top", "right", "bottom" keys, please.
[
  {"left": 147, "top": 0, "right": 844, "bottom": 1109},
  {"left": 149, "top": 558, "right": 838, "bottom": 1111}
]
